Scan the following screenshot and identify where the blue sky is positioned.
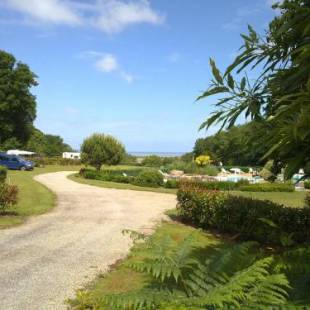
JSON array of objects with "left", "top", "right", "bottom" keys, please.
[{"left": 0, "top": 0, "right": 276, "bottom": 152}]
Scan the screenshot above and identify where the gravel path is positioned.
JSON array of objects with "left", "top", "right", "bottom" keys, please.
[{"left": 0, "top": 171, "right": 176, "bottom": 310}]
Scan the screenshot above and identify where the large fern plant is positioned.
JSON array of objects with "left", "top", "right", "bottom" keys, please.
[{"left": 99, "top": 233, "right": 290, "bottom": 309}]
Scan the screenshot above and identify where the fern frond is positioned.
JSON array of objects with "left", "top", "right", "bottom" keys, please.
[
  {"left": 128, "top": 233, "right": 196, "bottom": 283},
  {"left": 103, "top": 289, "right": 184, "bottom": 310},
  {"left": 207, "top": 241, "right": 259, "bottom": 275}
]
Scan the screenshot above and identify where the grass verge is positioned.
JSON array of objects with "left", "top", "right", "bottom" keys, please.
[
  {"left": 70, "top": 170, "right": 307, "bottom": 208},
  {"left": 0, "top": 165, "right": 81, "bottom": 229},
  {"left": 67, "top": 221, "right": 223, "bottom": 308},
  {"left": 69, "top": 173, "right": 177, "bottom": 194}
]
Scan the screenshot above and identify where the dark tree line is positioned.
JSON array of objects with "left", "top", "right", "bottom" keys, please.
[
  {"left": 194, "top": 122, "right": 270, "bottom": 166},
  {"left": 0, "top": 50, "right": 72, "bottom": 156}
]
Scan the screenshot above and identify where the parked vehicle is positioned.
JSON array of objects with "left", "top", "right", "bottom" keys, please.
[{"left": 0, "top": 152, "right": 34, "bottom": 171}]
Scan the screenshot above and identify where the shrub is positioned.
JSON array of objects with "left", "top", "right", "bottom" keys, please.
[
  {"left": 195, "top": 155, "right": 211, "bottom": 166},
  {"left": 179, "top": 180, "right": 237, "bottom": 191},
  {"left": 81, "top": 133, "right": 125, "bottom": 170},
  {"left": 32, "top": 157, "right": 81, "bottom": 167},
  {"left": 239, "top": 183, "right": 294, "bottom": 192},
  {"left": 163, "top": 161, "right": 219, "bottom": 176},
  {"left": 177, "top": 187, "right": 310, "bottom": 245},
  {"left": 0, "top": 166, "right": 7, "bottom": 183},
  {"left": 80, "top": 169, "right": 132, "bottom": 184},
  {"left": 141, "top": 155, "right": 162, "bottom": 167},
  {"left": 164, "top": 179, "right": 180, "bottom": 189},
  {"left": 304, "top": 180, "right": 310, "bottom": 189},
  {"left": 0, "top": 184, "right": 18, "bottom": 212},
  {"left": 305, "top": 194, "right": 310, "bottom": 208},
  {"left": 133, "top": 170, "right": 163, "bottom": 188}
]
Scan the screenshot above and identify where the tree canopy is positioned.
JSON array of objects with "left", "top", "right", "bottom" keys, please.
[
  {"left": 0, "top": 50, "right": 37, "bottom": 148},
  {"left": 81, "top": 133, "right": 126, "bottom": 170},
  {"left": 26, "top": 128, "right": 72, "bottom": 156},
  {"left": 194, "top": 122, "right": 270, "bottom": 166},
  {"left": 197, "top": 0, "right": 310, "bottom": 178}
]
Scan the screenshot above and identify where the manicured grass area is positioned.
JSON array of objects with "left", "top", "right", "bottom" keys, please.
[
  {"left": 230, "top": 190, "right": 307, "bottom": 208},
  {"left": 67, "top": 222, "right": 223, "bottom": 308},
  {"left": 0, "top": 165, "right": 81, "bottom": 229},
  {"left": 70, "top": 165, "right": 307, "bottom": 208},
  {"left": 69, "top": 173, "right": 176, "bottom": 194}
]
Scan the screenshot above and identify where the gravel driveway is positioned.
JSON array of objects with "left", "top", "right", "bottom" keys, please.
[{"left": 0, "top": 171, "right": 176, "bottom": 310}]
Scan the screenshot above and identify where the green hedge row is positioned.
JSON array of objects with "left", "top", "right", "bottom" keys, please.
[
  {"left": 177, "top": 185, "right": 310, "bottom": 245},
  {"left": 33, "top": 157, "right": 82, "bottom": 167},
  {"left": 0, "top": 166, "right": 7, "bottom": 183},
  {"left": 239, "top": 183, "right": 295, "bottom": 192},
  {"left": 165, "top": 179, "right": 294, "bottom": 192},
  {"left": 80, "top": 168, "right": 164, "bottom": 188}
]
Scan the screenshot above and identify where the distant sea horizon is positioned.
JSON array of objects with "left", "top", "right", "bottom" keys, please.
[{"left": 129, "top": 151, "right": 186, "bottom": 157}]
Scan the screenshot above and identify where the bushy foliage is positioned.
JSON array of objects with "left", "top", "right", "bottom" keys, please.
[
  {"left": 101, "top": 235, "right": 290, "bottom": 309},
  {"left": 80, "top": 169, "right": 133, "bottom": 184},
  {"left": 133, "top": 170, "right": 164, "bottom": 188},
  {"left": 194, "top": 122, "right": 269, "bottom": 166},
  {"left": 141, "top": 155, "right": 163, "bottom": 167},
  {"left": 177, "top": 185, "right": 310, "bottom": 245},
  {"left": 195, "top": 155, "right": 211, "bottom": 166},
  {"left": 197, "top": 1, "right": 310, "bottom": 179},
  {"left": 120, "top": 153, "right": 139, "bottom": 166},
  {"left": 81, "top": 133, "right": 125, "bottom": 171},
  {"left": 0, "top": 50, "right": 37, "bottom": 148},
  {"left": 0, "top": 166, "right": 7, "bottom": 183},
  {"left": 304, "top": 180, "right": 310, "bottom": 189},
  {"left": 163, "top": 161, "right": 219, "bottom": 176},
  {"left": 0, "top": 183, "right": 18, "bottom": 212},
  {"left": 305, "top": 194, "right": 310, "bottom": 208},
  {"left": 239, "top": 183, "right": 295, "bottom": 192},
  {"left": 32, "top": 157, "right": 81, "bottom": 167},
  {"left": 164, "top": 179, "right": 180, "bottom": 189}
]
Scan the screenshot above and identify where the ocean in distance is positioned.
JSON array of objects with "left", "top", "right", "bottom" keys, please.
[{"left": 129, "top": 151, "right": 185, "bottom": 157}]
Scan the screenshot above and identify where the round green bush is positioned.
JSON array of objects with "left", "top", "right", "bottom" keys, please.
[
  {"left": 0, "top": 166, "right": 7, "bottom": 183},
  {"left": 133, "top": 170, "right": 164, "bottom": 188},
  {"left": 164, "top": 179, "right": 180, "bottom": 189}
]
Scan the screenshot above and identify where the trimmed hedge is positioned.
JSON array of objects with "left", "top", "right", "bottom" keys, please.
[
  {"left": 79, "top": 168, "right": 163, "bottom": 188},
  {"left": 177, "top": 185, "right": 310, "bottom": 245},
  {"left": 239, "top": 183, "right": 294, "bottom": 192},
  {"left": 133, "top": 170, "right": 164, "bottom": 188},
  {"left": 164, "top": 179, "right": 180, "bottom": 189},
  {"left": 0, "top": 183, "right": 18, "bottom": 212},
  {"left": 80, "top": 169, "right": 133, "bottom": 184},
  {"left": 0, "top": 166, "right": 7, "bottom": 183},
  {"left": 33, "top": 157, "right": 81, "bottom": 167}
]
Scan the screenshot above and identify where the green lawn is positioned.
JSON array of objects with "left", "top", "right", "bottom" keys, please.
[
  {"left": 67, "top": 221, "right": 224, "bottom": 308},
  {"left": 230, "top": 190, "right": 307, "bottom": 208},
  {"left": 69, "top": 173, "right": 176, "bottom": 194},
  {"left": 70, "top": 167, "right": 307, "bottom": 208},
  {"left": 0, "top": 165, "right": 81, "bottom": 229}
]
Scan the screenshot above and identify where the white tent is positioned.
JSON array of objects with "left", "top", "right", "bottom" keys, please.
[{"left": 7, "top": 150, "right": 36, "bottom": 156}]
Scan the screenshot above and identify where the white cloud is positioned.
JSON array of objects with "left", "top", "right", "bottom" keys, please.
[
  {"left": 1, "top": 0, "right": 164, "bottom": 33},
  {"left": 80, "top": 50, "right": 134, "bottom": 83},
  {"left": 95, "top": 54, "right": 119, "bottom": 72},
  {"left": 93, "top": 0, "right": 164, "bottom": 33},
  {"left": 2, "top": 0, "right": 81, "bottom": 25}
]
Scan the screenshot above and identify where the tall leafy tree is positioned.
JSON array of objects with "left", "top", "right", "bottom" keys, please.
[
  {"left": 197, "top": 0, "right": 310, "bottom": 178},
  {"left": 194, "top": 122, "right": 270, "bottom": 166},
  {"left": 81, "top": 133, "right": 125, "bottom": 170},
  {"left": 0, "top": 50, "right": 37, "bottom": 148}
]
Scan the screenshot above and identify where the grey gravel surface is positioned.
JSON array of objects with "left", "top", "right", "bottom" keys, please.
[{"left": 0, "top": 171, "right": 176, "bottom": 310}]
